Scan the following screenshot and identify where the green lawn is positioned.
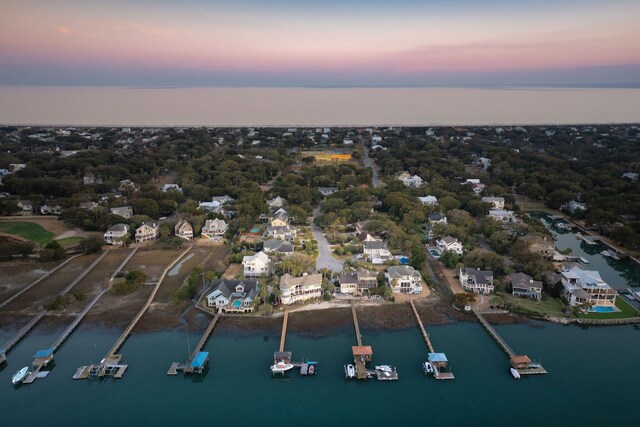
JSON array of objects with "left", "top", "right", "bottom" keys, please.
[
  {"left": 56, "top": 237, "right": 86, "bottom": 247},
  {"left": 0, "top": 221, "right": 55, "bottom": 246},
  {"left": 502, "top": 293, "right": 567, "bottom": 317},
  {"left": 576, "top": 297, "right": 638, "bottom": 320}
]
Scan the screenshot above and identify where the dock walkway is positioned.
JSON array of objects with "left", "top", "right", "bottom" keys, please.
[
  {"left": 409, "top": 300, "right": 434, "bottom": 353},
  {"left": 0, "top": 311, "right": 46, "bottom": 355},
  {"left": 183, "top": 313, "right": 220, "bottom": 374},
  {"left": 0, "top": 254, "right": 82, "bottom": 309},
  {"left": 50, "top": 289, "right": 107, "bottom": 352},
  {"left": 351, "top": 301, "right": 362, "bottom": 346},
  {"left": 106, "top": 246, "right": 192, "bottom": 358},
  {"left": 110, "top": 248, "right": 138, "bottom": 281},
  {"left": 473, "top": 310, "right": 515, "bottom": 356},
  {"left": 279, "top": 310, "right": 288, "bottom": 352}
]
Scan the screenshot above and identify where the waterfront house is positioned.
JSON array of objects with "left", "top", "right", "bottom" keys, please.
[
  {"left": 481, "top": 196, "right": 505, "bottom": 210},
  {"left": 519, "top": 234, "right": 554, "bottom": 259},
  {"left": 104, "top": 223, "right": 129, "bottom": 246},
  {"left": 459, "top": 268, "right": 494, "bottom": 294},
  {"left": 436, "top": 236, "right": 464, "bottom": 256},
  {"left": 560, "top": 266, "right": 617, "bottom": 307},
  {"left": 279, "top": 273, "right": 323, "bottom": 305},
  {"left": 419, "top": 196, "right": 438, "bottom": 206},
  {"left": 339, "top": 268, "right": 378, "bottom": 294},
  {"left": 242, "top": 251, "right": 271, "bottom": 278},
  {"left": 201, "top": 219, "right": 228, "bottom": 241},
  {"left": 110, "top": 205, "right": 134, "bottom": 219},
  {"left": 363, "top": 240, "right": 392, "bottom": 264},
  {"left": 206, "top": 279, "right": 258, "bottom": 313},
  {"left": 510, "top": 272, "right": 543, "bottom": 300},
  {"left": 174, "top": 219, "right": 193, "bottom": 240},
  {"left": 135, "top": 222, "right": 160, "bottom": 243},
  {"left": 17, "top": 200, "right": 33, "bottom": 215},
  {"left": 262, "top": 239, "right": 294, "bottom": 255},
  {"left": 386, "top": 265, "right": 422, "bottom": 294},
  {"left": 488, "top": 209, "right": 517, "bottom": 223}
]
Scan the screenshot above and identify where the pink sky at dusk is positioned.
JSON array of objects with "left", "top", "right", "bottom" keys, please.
[{"left": 1, "top": 0, "right": 639, "bottom": 86}]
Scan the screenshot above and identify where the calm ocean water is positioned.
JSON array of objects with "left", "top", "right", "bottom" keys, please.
[
  {"left": 1, "top": 86, "right": 640, "bottom": 126},
  {"left": 1, "top": 319, "right": 639, "bottom": 426}
]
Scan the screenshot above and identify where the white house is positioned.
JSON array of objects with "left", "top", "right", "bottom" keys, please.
[
  {"left": 104, "top": 223, "right": 129, "bottom": 246},
  {"left": 459, "top": 268, "right": 494, "bottom": 294},
  {"left": 135, "top": 222, "right": 160, "bottom": 243},
  {"left": 201, "top": 219, "right": 228, "bottom": 241},
  {"left": 386, "top": 266, "right": 422, "bottom": 294},
  {"left": 264, "top": 224, "right": 297, "bottom": 241},
  {"left": 279, "top": 273, "right": 323, "bottom": 305},
  {"left": 419, "top": 196, "right": 438, "bottom": 206},
  {"left": 488, "top": 209, "right": 517, "bottom": 223},
  {"left": 363, "top": 240, "right": 392, "bottom": 264},
  {"left": 266, "top": 196, "right": 286, "bottom": 209},
  {"left": 206, "top": 279, "right": 258, "bottom": 313},
  {"left": 242, "top": 251, "right": 271, "bottom": 278},
  {"left": 560, "top": 266, "right": 617, "bottom": 307},
  {"left": 481, "top": 197, "right": 505, "bottom": 210},
  {"left": 17, "top": 200, "right": 33, "bottom": 215},
  {"left": 397, "top": 172, "right": 423, "bottom": 188},
  {"left": 436, "top": 236, "right": 464, "bottom": 256},
  {"left": 174, "top": 219, "right": 193, "bottom": 240}
]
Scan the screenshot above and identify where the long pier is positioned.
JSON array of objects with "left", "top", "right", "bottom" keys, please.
[
  {"left": 182, "top": 313, "right": 220, "bottom": 374},
  {"left": 105, "top": 246, "right": 192, "bottom": 358},
  {"left": 0, "top": 254, "right": 82, "bottom": 309},
  {"left": 409, "top": 300, "right": 434, "bottom": 353},
  {"left": 351, "top": 301, "right": 362, "bottom": 346},
  {"left": 50, "top": 289, "right": 107, "bottom": 352},
  {"left": 473, "top": 309, "right": 547, "bottom": 376},
  {"left": 58, "top": 251, "right": 109, "bottom": 297},
  {"left": 0, "top": 311, "right": 46, "bottom": 356},
  {"left": 110, "top": 247, "right": 138, "bottom": 281},
  {"left": 279, "top": 310, "right": 289, "bottom": 352}
]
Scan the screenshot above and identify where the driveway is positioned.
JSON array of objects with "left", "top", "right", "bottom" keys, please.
[{"left": 312, "top": 225, "right": 344, "bottom": 273}]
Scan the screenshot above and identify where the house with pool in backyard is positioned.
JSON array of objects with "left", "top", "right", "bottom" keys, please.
[{"left": 206, "top": 279, "right": 259, "bottom": 313}]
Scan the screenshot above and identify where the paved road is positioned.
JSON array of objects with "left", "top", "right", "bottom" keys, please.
[
  {"left": 312, "top": 225, "right": 344, "bottom": 273},
  {"left": 361, "top": 141, "right": 382, "bottom": 188}
]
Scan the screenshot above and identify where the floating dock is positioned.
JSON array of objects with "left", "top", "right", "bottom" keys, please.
[
  {"left": 77, "top": 246, "right": 193, "bottom": 380},
  {"left": 473, "top": 309, "right": 547, "bottom": 376},
  {"left": 269, "top": 309, "right": 318, "bottom": 377},
  {"left": 408, "top": 300, "right": 454, "bottom": 380}
]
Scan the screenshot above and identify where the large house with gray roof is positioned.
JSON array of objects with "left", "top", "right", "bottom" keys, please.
[
  {"left": 386, "top": 266, "right": 422, "bottom": 294},
  {"left": 206, "top": 278, "right": 259, "bottom": 313},
  {"left": 459, "top": 268, "right": 494, "bottom": 294}
]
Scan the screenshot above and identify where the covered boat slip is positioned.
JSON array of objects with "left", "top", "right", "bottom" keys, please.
[{"left": 185, "top": 351, "right": 209, "bottom": 374}]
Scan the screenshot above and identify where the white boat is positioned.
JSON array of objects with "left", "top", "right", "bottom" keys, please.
[
  {"left": 375, "top": 365, "right": 393, "bottom": 372},
  {"left": 12, "top": 366, "right": 30, "bottom": 385},
  {"left": 601, "top": 250, "right": 621, "bottom": 260},
  {"left": 510, "top": 368, "right": 521, "bottom": 379},
  {"left": 345, "top": 364, "right": 355, "bottom": 378},
  {"left": 579, "top": 257, "right": 589, "bottom": 264},
  {"left": 423, "top": 362, "right": 434, "bottom": 374},
  {"left": 270, "top": 361, "right": 294, "bottom": 375}
]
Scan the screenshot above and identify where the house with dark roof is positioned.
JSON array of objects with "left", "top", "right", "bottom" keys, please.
[
  {"left": 428, "top": 213, "right": 447, "bottom": 225},
  {"left": 363, "top": 240, "right": 391, "bottom": 264},
  {"left": 206, "top": 278, "right": 259, "bottom": 313},
  {"left": 510, "top": 272, "right": 543, "bottom": 300},
  {"left": 263, "top": 239, "right": 294, "bottom": 255},
  {"left": 386, "top": 266, "right": 422, "bottom": 294},
  {"left": 459, "top": 268, "right": 494, "bottom": 294},
  {"left": 436, "top": 236, "right": 463, "bottom": 256},
  {"left": 339, "top": 268, "right": 378, "bottom": 294}
]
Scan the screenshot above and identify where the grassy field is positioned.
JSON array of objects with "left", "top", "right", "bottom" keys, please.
[
  {"left": 0, "top": 221, "right": 55, "bottom": 246},
  {"left": 56, "top": 237, "right": 86, "bottom": 247},
  {"left": 576, "top": 297, "right": 638, "bottom": 320},
  {"left": 501, "top": 293, "right": 567, "bottom": 317}
]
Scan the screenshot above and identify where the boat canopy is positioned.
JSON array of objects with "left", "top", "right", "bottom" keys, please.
[
  {"left": 428, "top": 353, "right": 448, "bottom": 363},
  {"left": 33, "top": 349, "right": 53, "bottom": 358},
  {"left": 190, "top": 352, "right": 209, "bottom": 368}
]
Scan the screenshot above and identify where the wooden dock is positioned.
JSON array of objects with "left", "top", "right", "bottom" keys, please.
[
  {"left": 409, "top": 300, "right": 434, "bottom": 353},
  {"left": 183, "top": 313, "right": 220, "bottom": 374},
  {"left": 50, "top": 289, "right": 107, "bottom": 352},
  {"left": 473, "top": 310, "right": 547, "bottom": 376},
  {"left": 106, "top": 246, "right": 192, "bottom": 358},
  {"left": 110, "top": 248, "right": 138, "bottom": 281},
  {"left": 0, "top": 254, "right": 81, "bottom": 309},
  {"left": 279, "top": 310, "right": 288, "bottom": 352},
  {"left": 351, "top": 301, "right": 362, "bottom": 346},
  {"left": 0, "top": 311, "right": 46, "bottom": 356},
  {"left": 58, "top": 251, "right": 109, "bottom": 297}
]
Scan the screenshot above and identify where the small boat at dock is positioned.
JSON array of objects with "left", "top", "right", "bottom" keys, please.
[
  {"left": 345, "top": 364, "right": 355, "bottom": 379},
  {"left": 579, "top": 257, "right": 589, "bottom": 264},
  {"left": 510, "top": 368, "right": 521, "bottom": 379},
  {"left": 12, "top": 366, "right": 30, "bottom": 385},
  {"left": 601, "top": 250, "right": 621, "bottom": 260},
  {"left": 270, "top": 361, "right": 294, "bottom": 375},
  {"left": 422, "top": 362, "right": 434, "bottom": 374}
]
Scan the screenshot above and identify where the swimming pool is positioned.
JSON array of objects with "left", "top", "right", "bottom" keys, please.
[
  {"left": 250, "top": 227, "right": 261, "bottom": 233},
  {"left": 232, "top": 300, "right": 243, "bottom": 308},
  {"left": 590, "top": 306, "right": 617, "bottom": 313},
  {"left": 428, "top": 249, "right": 441, "bottom": 258}
]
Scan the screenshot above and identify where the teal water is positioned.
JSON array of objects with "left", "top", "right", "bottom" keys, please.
[{"left": 1, "top": 320, "right": 639, "bottom": 426}]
